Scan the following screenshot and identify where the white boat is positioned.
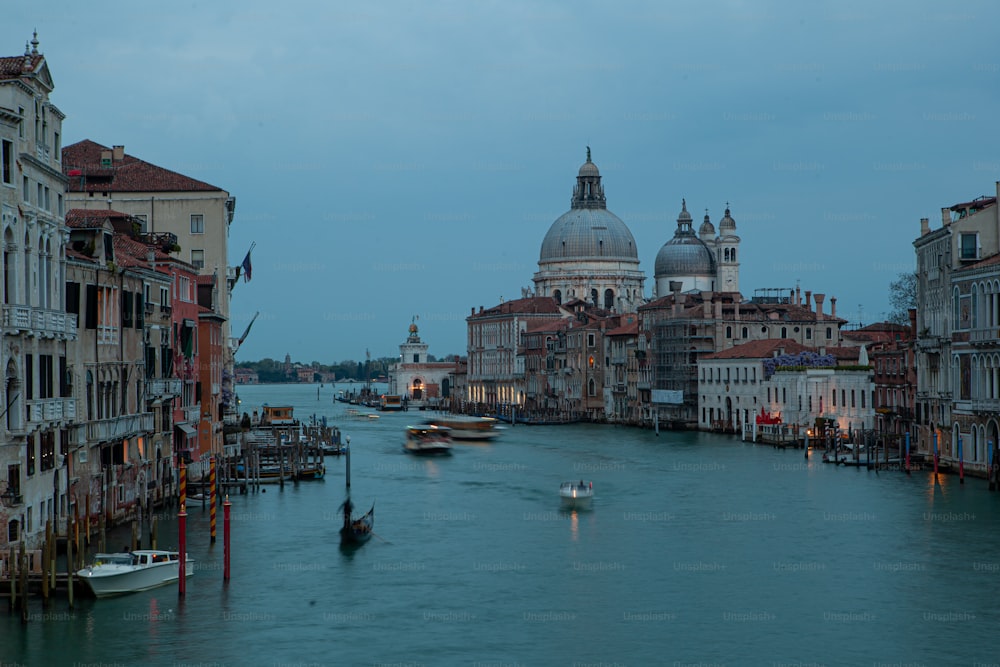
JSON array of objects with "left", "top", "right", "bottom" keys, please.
[
  {"left": 77, "top": 550, "right": 194, "bottom": 598},
  {"left": 423, "top": 416, "right": 502, "bottom": 442},
  {"left": 404, "top": 425, "right": 453, "bottom": 456},
  {"left": 560, "top": 480, "right": 593, "bottom": 510}
]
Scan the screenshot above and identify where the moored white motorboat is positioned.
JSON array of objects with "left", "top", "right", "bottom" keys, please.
[
  {"left": 560, "top": 480, "right": 593, "bottom": 510},
  {"left": 404, "top": 425, "right": 453, "bottom": 456},
  {"left": 76, "top": 550, "right": 194, "bottom": 598}
]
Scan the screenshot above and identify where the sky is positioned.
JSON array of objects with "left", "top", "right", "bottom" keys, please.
[{"left": 7, "top": 1, "right": 1000, "bottom": 364}]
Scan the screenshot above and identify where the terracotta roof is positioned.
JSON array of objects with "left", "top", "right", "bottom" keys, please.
[
  {"left": 65, "top": 208, "right": 137, "bottom": 231},
  {"left": 704, "top": 339, "right": 866, "bottom": 365},
  {"left": 0, "top": 54, "right": 42, "bottom": 79},
  {"left": 470, "top": 296, "right": 563, "bottom": 318},
  {"left": 606, "top": 318, "right": 639, "bottom": 337},
  {"left": 957, "top": 252, "right": 1000, "bottom": 271},
  {"left": 704, "top": 339, "right": 809, "bottom": 360},
  {"left": 525, "top": 319, "right": 572, "bottom": 334},
  {"left": 62, "top": 140, "right": 223, "bottom": 193}
]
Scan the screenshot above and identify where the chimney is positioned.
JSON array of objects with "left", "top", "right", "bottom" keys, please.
[
  {"left": 100, "top": 149, "right": 112, "bottom": 165},
  {"left": 795, "top": 285, "right": 801, "bottom": 305},
  {"left": 813, "top": 293, "right": 825, "bottom": 318},
  {"left": 941, "top": 208, "right": 951, "bottom": 226},
  {"left": 113, "top": 145, "right": 125, "bottom": 161},
  {"left": 830, "top": 297, "right": 837, "bottom": 319},
  {"left": 920, "top": 218, "right": 930, "bottom": 236},
  {"left": 471, "top": 307, "right": 475, "bottom": 316},
  {"left": 805, "top": 290, "right": 812, "bottom": 311}
]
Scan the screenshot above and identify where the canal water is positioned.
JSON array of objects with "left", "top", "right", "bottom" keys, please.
[{"left": 3, "top": 382, "right": 999, "bottom": 667}]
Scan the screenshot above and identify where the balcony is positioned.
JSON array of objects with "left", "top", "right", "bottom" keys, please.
[
  {"left": 0, "top": 489, "right": 23, "bottom": 507},
  {"left": 184, "top": 406, "right": 200, "bottom": 423},
  {"left": 970, "top": 328, "right": 1000, "bottom": 346},
  {"left": 26, "top": 397, "right": 76, "bottom": 423},
  {"left": 3, "top": 305, "right": 78, "bottom": 339},
  {"left": 916, "top": 336, "right": 943, "bottom": 351},
  {"left": 146, "top": 378, "right": 183, "bottom": 398},
  {"left": 86, "top": 413, "right": 154, "bottom": 442},
  {"left": 972, "top": 399, "right": 1000, "bottom": 414}
]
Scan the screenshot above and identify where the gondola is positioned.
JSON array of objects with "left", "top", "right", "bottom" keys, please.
[
  {"left": 339, "top": 435, "right": 375, "bottom": 547},
  {"left": 340, "top": 498, "right": 374, "bottom": 545}
]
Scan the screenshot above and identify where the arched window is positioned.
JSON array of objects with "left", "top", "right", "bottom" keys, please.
[
  {"left": 826, "top": 327, "right": 832, "bottom": 339},
  {"left": 741, "top": 327, "right": 748, "bottom": 339},
  {"left": 731, "top": 248, "right": 736, "bottom": 262},
  {"left": 781, "top": 327, "right": 787, "bottom": 338},
  {"left": 604, "top": 289, "right": 614, "bottom": 310},
  {"left": 588, "top": 378, "right": 596, "bottom": 396},
  {"left": 553, "top": 289, "right": 561, "bottom": 305},
  {"left": 726, "top": 326, "right": 732, "bottom": 338}
]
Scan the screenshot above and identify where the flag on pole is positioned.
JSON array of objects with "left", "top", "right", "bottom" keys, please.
[
  {"left": 241, "top": 248, "right": 253, "bottom": 282},
  {"left": 237, "top": 311, "right": 259, "bottom": 349}
]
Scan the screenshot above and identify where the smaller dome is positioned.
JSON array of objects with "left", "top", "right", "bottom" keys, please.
[
  {"left": 719, "top": 206, "right": 736, "bottom": 232},
  {"left": 699, "top": 212, "right": 715, "bottom": 237},
  {"left": 578, "top": 160, "right": 599, "bottom": 177}
]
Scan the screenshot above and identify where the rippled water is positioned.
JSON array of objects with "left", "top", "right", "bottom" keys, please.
[{"left": 4, "top": 382, "right": 1000, "bottom": 667}]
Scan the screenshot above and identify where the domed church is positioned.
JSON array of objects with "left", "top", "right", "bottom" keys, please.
[
  {"left": 653, "top": 200, "right": 740, "bottom": 297},
  {"left": 532, "top": 149, "right": 646, "bottom": 313}
]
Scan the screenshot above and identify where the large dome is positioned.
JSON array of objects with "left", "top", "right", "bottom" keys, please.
[
  {"left": 654, "top": 236, "right": 716, "bottom": 276},
  {"left": 539, "top": 150, "right": 638, "bottom": 263},
  {"left": 654, "top": 199, "right": 717, "bottom": 278},
  {"left": 539, "top": 208, "right": 638, "bottom": 262}
]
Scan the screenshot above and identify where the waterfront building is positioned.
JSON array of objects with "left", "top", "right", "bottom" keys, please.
[
  {"left": 196, "top": 278, "right": 226, "bottom": 461},
  {"left": 844, "top": 318, "right": 916, "bottom": 453},
  {"left": 234, "top": 368, "right": 259, "bottom": 384},
  {"left": 605, "top": 315, "right": 642, "bottom": 424},
  {"left": 61, "top": 140, "right": 239, "bottom": 422},
  {"left": 64, "top": 211, "right": 158, "bottom": 528},
  {"left": 640, "top": 286, "right": 849, "bottom": 429},
  {"left": 466, "top": 297, "right": 568, "bottom": 408},
  {"left": 156, "top": 248, "right": 203, "bottom": 471},
  {"left": 532, "top": 150, "right": 645, "bottom": 313},
  {"left": 520, "top": 318, "right": 571, "bottom": 418},
  {"left": 698, "top": 339, "right": 875, "bottom": 434},
  {"left": 388, "top": 320, "right": 457, "bottom": 408},
  {"left": 913, "top": 189, "right": 1000, "bottom": 461},
  {"left": 950, "top": 252, "right": 1000, "bottom": 472},
  {"left": 0, "top": 35, "right": 76, "bottom": 550}
]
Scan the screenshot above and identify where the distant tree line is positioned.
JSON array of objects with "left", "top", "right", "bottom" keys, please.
[{"left": 235, "top": 354, "right": 463, "bottom": 383}]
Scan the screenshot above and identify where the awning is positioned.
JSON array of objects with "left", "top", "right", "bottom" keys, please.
[{"left": 175, "top": 423, "right": 197, "bottom": 438}]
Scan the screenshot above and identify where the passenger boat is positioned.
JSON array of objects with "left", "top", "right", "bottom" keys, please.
[
  {"left": 380, "top": 394, "right": 404, "bottom": 411},
  {"left": 423, "top": 416, "right": 502, "bottom": 442},
  {"left": 559, "top": 480, "right": 593, "bottom": 510},
  {"left": 77, "top": 550, "right": 194, "bottom": 598},
  {"left": 404, "top": 425, "right": 453, "bottom": 456}
]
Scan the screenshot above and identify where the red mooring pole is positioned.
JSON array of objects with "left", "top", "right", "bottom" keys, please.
[
  {"left": 178, "top": 501, "right": 187, "bottom": 597},
  {"left": 179, "top": 460, "right": 187, "bottom": 509},
  {"left": 210, "top": 456, "right": 217, "bottom": 543},
  {"left": 223, "top": 495, "right": 231, "bottom": 582}
]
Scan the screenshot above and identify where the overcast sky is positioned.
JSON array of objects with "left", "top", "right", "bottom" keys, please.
[{"left": 8, "top": 1, "right": 1000, "bottom": 364}]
